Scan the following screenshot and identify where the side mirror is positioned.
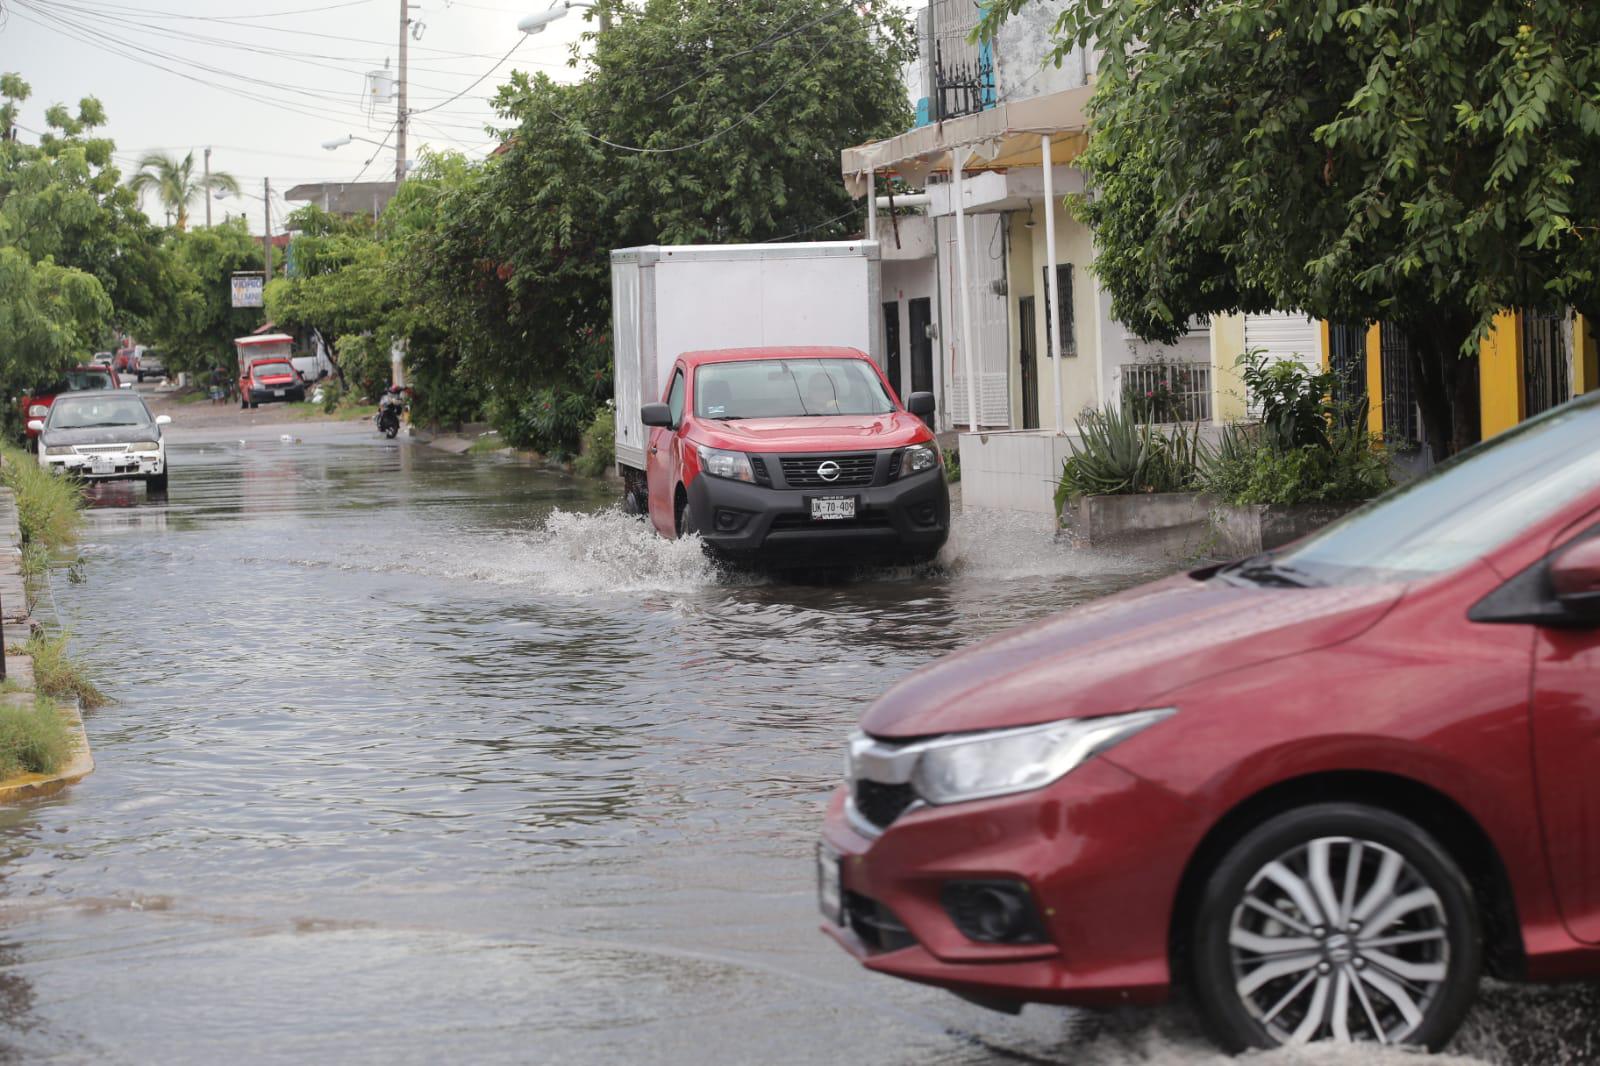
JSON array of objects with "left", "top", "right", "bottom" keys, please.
[
  {"left": 640, "top": 402, "right": 673, "bottom": 429},
  {"left": 1550, "top": 538, "right": 1600, "bottom": 623},
  {"left": 155, "top": 414, "right": 172, "bottom": 426},
  {"left": 906, "top": 391, "right": 936, "bottom": 418},
  {"left": 26, "top": 420, "right": 43, "bottom": 433}
]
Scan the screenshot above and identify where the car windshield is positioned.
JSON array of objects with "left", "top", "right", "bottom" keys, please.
[
  {"left": 694, "top": 358, "right": 894, "bottom": 420},
  {"left": 1273, "top": 395, "right": 1600, "bottom": 585},
  {"left": 253, "top": 363, "right": 294, "bottom": 379},
  {"left": 48, "top": 395, "right": 152, "bottom": 429},
  {"left": 65, "top": 370, "right": 114, "bottom": 391}
]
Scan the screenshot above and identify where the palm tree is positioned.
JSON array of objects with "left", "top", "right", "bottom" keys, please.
[{"left": 127, "top": 151, "right": 241, "bottom": 231}]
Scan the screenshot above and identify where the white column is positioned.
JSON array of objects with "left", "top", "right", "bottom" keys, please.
[
  {"left": 1042, "top": 134, "right": 1064, "bottom": 432},
  {"left": 953, "top": 147, "right": 979, "bottom": 432}
]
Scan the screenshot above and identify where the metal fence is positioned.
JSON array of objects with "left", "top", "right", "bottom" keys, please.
[
  {"left": 1121, "top": 361, "right": 1213, "bottom": 423},
  {"left": 1521, "top": 309, "right": 1571, "bottom": 419}
]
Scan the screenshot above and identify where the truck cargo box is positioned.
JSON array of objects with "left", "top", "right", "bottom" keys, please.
[{"left": 610, "top": 242, "right": 881, "bottom": 473}]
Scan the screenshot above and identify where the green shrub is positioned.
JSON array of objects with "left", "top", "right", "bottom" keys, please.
[
  {"left": 13, "top": 630, "right": 107, "bottom": 710},
  {"left": 0, "top": 444, "right": 83, "bottom": 550},
  {"left": 1204, "top": 420, "right": 1391, "bottom": 506},
  {"left": 942, "top": 447, "right": 961, "bottom": 483},
  {"left": 574, "top": 404, "right": 616, "bottom": 477},
  {"left": 1056, "top": 403, "right": 1203, "bottom": 510},
  {"left": 0, "top": 697, "right": 73, "bottom": 777},
  {"left": 1200, "top": 350, "right": 1392, "bottom": 507},
  {"left": 318, "top": 380, "right": 344, "bottom": 413}
]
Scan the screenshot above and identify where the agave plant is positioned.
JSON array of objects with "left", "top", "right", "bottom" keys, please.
[{"left": 1059, "top": 403, "right": 1207, "bottom": 502}]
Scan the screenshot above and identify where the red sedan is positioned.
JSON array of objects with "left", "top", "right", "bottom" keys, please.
[
  {"left": 20, "top": 364, "right": 125, "bottom": 444},
  {"left": 821, "top": 391, "right": 1600, "bottom": 1051}
]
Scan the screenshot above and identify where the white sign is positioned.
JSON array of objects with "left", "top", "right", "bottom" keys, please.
[{"left": 231, "top": 273, "right": 265, "bottom": 309}]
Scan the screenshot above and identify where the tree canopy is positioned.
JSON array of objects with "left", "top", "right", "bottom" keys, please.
[{"left": 986, "top": 0, "right": 1600, "bottom": 456}]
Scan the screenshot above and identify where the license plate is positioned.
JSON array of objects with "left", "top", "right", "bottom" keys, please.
[
  {"left": 817, "top": 845, "right": 844, "bottom": 925},
  {"left": 810, "top": 496, "right": 856, "bottom": 521},
  {"left": 91, "top": 459, "right": 114, "bottom": 474},
  {"left": 273, "top": 389, "right": 286, "bottom": 397}
]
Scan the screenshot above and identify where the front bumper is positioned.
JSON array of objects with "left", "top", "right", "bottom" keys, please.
[
  {"left": 42, "top": 451, "right": 164, "bottom": 481},
  {"left": 249, "top": 386, "right": 305, "bottom": 404},
  {"left": 818, "top": 757, "right": 1200, "bottom": 1009},
  {"left": 687, "top": 468, "right": 949, "bottom": 561}
]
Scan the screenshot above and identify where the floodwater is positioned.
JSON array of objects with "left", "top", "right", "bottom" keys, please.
[{"left": 0, "top": 418, "right": 1592, "bottom": 1064}]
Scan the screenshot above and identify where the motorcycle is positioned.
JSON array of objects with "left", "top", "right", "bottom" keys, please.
[{"left": 375, "top": 387, "right": 407, "bottom": 439}]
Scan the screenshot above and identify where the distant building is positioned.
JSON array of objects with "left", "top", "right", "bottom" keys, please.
[{"left": 284, "top": 181, "right": 398, "bottom": 220}]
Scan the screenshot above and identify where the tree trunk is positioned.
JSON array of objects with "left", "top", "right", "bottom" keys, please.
[{"left": 1401, "top": 314, "right": 1480, "bottom": 463}]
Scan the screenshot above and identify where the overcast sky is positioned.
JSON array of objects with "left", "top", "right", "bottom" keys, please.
[{"left": 0, "top": 0, "right": 667, "bottom": 232}]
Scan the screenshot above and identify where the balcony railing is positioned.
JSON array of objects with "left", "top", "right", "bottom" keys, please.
[{"left": 933, "top": 40, "right": 996, "bottom": 122}]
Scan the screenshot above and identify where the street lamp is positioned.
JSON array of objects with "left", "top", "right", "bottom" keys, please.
[
  {"left": 516, "top": 1, "right": 594, "bottom": 34},
  {"left": 321, "top": 134, "right": 391, "bottom": 151}
]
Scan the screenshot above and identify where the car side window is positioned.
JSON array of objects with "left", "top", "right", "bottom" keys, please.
[{"left": 667, "top": 370, "right": 686, "bottom": 428}]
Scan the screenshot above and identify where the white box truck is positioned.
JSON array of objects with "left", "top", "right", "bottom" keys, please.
[{"left": 610, "top": 241, "right": 882, "bottom": 500}]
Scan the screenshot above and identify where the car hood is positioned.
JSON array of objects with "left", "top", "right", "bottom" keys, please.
[
  {"left": 691, "top": 411, "right": 931, "bottom": 452},
  {"left": 861, "top": 573, "right": 1405, "bottom": 739},
  {"left": 41, "top": 425, "right": 160, "bottom": 446}
]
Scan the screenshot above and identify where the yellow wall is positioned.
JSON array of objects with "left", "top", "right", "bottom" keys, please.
[
  {"left": 1576, "top": 315, "right": 1600, "bottom": 396},
  {"left": 1479, "top": 311, "right": 1523, "bottom": 439},
  {"left": 1365, "top": 324, "right": 1383, "bottom": 437},
  {"left": 1209, "top": 312, "right": 1247, "bottom": 422}
]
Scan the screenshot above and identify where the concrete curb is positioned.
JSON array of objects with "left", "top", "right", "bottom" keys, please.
[{"left": 0, "top": 486, "right": 95, "bottom": 801}]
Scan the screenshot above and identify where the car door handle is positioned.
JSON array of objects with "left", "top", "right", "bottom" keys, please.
[{"left": 649, "top": 445, "right": 658, "bottom": 455}]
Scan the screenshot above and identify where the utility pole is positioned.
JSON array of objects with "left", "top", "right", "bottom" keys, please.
[
  {"left": 263, "top": 178, "right": 272, "bottom": 280},
  {"left": 204, "top": 147, "right": 213, "bottom": 228},
  {"left": 396, "top": 0, "right": 410, "bottom": 184}
]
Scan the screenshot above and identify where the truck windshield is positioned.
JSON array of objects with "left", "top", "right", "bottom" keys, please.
[{"left": 695, "top": 359, "right": 894, "bottom": 420}]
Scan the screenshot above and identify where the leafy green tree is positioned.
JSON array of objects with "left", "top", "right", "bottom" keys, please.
[
  {"left": 1, "top": 74, "right": 179, "bottom": 349},
  {"left": 987, "top": 0, "right": 1600, "bottom": 457},
  {"left": 145, "top": 219, "right": 265, "bottom": 379},
  {"left": 400, "top": 0, "right": 913, "bottom": 449},
  {"left": 127, "top": 151, "right": 241, "bottom": 232}
]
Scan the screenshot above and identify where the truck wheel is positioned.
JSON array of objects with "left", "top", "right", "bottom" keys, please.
[
  {"left": 1189, "top": 803, "right": 1480, "bottom": 1052},
  {"left": 675, "top": 490, "right": 699, "bottom": 538}
]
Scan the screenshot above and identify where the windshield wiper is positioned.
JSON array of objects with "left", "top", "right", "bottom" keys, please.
[{"left": 1220, "top": 553, "right": 1324, "bottom": 589}]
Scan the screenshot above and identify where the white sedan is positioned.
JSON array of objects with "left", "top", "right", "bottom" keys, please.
[{"left": 32, "top": 391, "right": 171, "bottom": 493}]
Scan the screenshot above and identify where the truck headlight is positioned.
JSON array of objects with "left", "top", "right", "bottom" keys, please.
[
  {"left": 128, "top": 441, "right": 160, "bottom": 453},
  {"left": 902, "top": 445, "right": 938, "bottom": 475},
  {"left": 910, "top": 709, "right": 1175, "bottom": 805},
  {"left": 43, "top": 445, "right": 75, "bottom": 457},
  {"left": 696, "top": 445, "right": 755, "bottom": 483}
]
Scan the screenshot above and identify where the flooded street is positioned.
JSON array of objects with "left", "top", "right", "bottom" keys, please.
[{"left": 0, "top": 421, "right": 1591, "bottom": 1064}]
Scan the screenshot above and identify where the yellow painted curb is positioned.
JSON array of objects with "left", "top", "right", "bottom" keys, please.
[{"left": 0, "top": 699, "right": 94, "bottom": 803}]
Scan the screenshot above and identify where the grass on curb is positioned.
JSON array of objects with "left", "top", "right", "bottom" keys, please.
[
  {"left": 0, "top": 697, "right": 74, "bottom": 777},
  {"left": 11, "top": 631, "right": 107, "bottom": 710},
  {"left": 468, "top": 433, "right": 507, "bottom": 455},
  {"left": 0, "top": 444, "right": 84, "bottom": 551}
]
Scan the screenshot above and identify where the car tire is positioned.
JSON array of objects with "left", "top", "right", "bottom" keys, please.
[
  {"left": 1189, "top": 802, "right": 1481, "bottom": 1053},
  {"left": 147, "top": 471, "right": 168, "bottom": 494},
  {"left": 675, "top": 492, "right": 699, "bottom": 538}
]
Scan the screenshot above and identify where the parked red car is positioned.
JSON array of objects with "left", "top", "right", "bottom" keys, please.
[
  {"left": 821, "top": 391, "right": 1600, "bottom": 1051},
  {"left": 239, "top": 358, "right": 306, "bottom": 409},
  {"left": 20, "top": 364, "right": 125, "bottom": 444},
  {"left": 641, "top": 347, "right": 948, "bottom": 564}
]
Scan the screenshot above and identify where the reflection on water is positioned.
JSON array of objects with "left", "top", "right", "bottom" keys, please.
[{"left": 0, "top": 426, "right": 1549, "bottom": 1063}]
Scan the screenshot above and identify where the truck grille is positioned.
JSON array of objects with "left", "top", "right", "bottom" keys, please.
[
  {"left": 853, "top": 779, "right": 916, "bottom": 830},
  {"left": 780, "top": 454, "right": 876, "bottom": 487}
]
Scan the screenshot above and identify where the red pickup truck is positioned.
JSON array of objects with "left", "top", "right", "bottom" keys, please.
[
  {"left": 640, "top": 346, "right": 948, "bottom": 565},
  {"left": 239, "top": 358, "right": 307, "bottom": 409}
]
